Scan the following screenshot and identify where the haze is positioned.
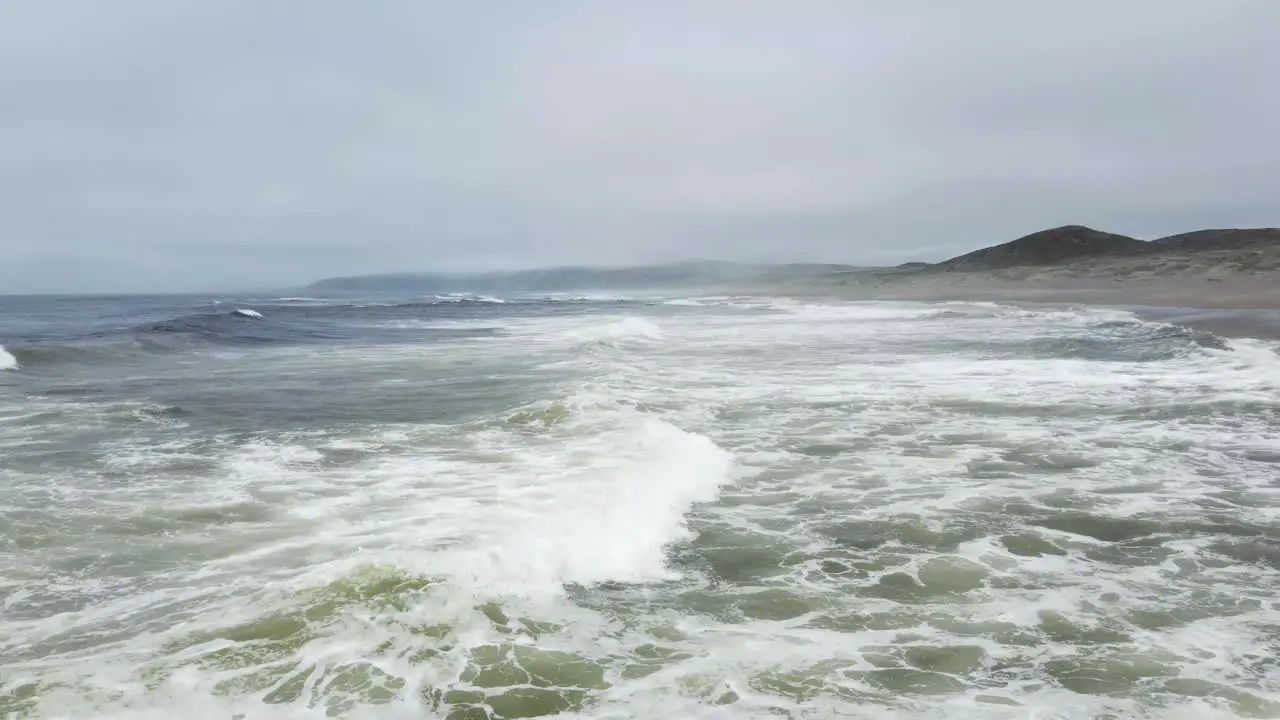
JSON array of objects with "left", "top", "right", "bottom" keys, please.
[{"left": 2, "top": 1, "right": 1279, "bottom": 293}]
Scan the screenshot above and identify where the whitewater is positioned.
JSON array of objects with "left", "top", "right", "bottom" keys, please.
[{"left": 1, "top": 292, "right": 1278, "bottom": 719}]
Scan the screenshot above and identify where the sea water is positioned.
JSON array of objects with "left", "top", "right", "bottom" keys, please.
[{"left": 2, "top": 292, "right": 1278, "bottom": 718}]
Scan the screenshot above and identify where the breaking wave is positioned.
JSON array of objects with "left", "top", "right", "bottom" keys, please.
[
  {"left": 1023, "top": 319, "right": 1232, "bottom": 362},
  {"left": 570, "top": 316, "right": 664, "bottom": 348}
]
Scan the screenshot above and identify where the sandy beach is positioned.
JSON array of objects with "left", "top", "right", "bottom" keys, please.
[
  {"left": 803, "top": 272, "right": 1280, "bottom": 309},
  {"left": 760, "top": 245, "right": 1280, "bottom": 338}
]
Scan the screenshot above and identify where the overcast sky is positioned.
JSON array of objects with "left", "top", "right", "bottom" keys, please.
[{"left": 2, "top": 1, "right": 1278, "bottom": 292}]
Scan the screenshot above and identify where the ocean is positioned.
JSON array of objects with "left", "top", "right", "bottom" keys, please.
[{"left": 1, "top": 291, "right": 1279, "bottom": 719}]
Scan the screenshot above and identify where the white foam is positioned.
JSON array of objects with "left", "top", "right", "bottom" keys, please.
[
  {"left": 544, "top": 292, "right": 634, "bottom": 302},
  {"left": 445, "top": 416, "right": 733, "bottom": 596},
  {"left": 570, "top": 316, "right": 664, "bottom": 346},
  {"left": 272, "top": 297, "right": 335, "bottom": 307},
  {"left": 0, "top": 344, "right": 16, "bottom": 370},
  {"left": 1221, "top": 337, "right": 1280, "bottom": 382},
  {"left": 658, "top": 296, "right": 785, "bottom": 312},
  {"left": 231, "top": 308, "right": 264, "bottom": 319},
  {"left": 432, "top": 293, "right": 505, "bottom": 304}
]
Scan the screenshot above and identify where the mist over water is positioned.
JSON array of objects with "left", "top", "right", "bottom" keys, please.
[{"left": 2, "top": 292, "right": 1279, "bottom": 719}]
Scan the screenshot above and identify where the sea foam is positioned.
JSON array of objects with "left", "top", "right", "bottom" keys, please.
[{"left": 447, "top": 416, "right": 734, "bottom": 597}]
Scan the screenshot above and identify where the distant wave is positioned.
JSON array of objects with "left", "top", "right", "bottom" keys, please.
[
  {"left": 4, "top": 310, "right": 323, "bottom": 370},
  {"left": 7, "top": 340, "right": 150, "bottom": 369},
  {"left": 140, "top": 309, "right": 333, "bottom": 347},
  {"left": 3, "top": 302, "right": 515, "bottom": 371},
  {"left": 240, "top": 294, "right": 635, "bottom": 314},
  {"left": 0, "top": 294, "right": 667, "bottom": 374},
  {"left": 1025, "top": 319, "right": 1230, "bottom": 362}
]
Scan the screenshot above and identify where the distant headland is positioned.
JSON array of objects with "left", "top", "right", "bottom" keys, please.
[{"left": 305, "top": 260, "right": 867, "bottom": 293}]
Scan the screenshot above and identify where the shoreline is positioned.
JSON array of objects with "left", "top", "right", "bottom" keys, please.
[{"left": 746, "top": 269, "right": 1280, "bottom": 340}]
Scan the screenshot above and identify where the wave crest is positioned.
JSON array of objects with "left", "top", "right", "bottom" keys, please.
[
  {"left": 449, "top": 416, "right": 733, "bottom": 597},
  {"left": 571, "top": 317, "right": 664, "bottom": 348}
]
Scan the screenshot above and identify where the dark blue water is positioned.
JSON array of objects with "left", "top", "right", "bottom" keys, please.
[
  {"left": 0, "top": 292, "right": 682, "bottom": 432},
  {"left": 0, "top": 293, "right": 605, "bottom": 360}
]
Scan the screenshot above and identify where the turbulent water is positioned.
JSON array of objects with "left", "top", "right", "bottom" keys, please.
[{"left": 2, "top": 291, "right": 1279, "bottom": 719}]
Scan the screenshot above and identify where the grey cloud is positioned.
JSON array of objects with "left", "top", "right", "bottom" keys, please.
[{"left": 1, "top": 0, "right": 1277, "bottom": 292}]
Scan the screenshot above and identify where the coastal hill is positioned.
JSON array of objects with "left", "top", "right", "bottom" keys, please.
[
  {"left": 937, "top": 225, "right": 1148, "bottom": 271},
  {"left": 930, "top": 225, "right": 1279, "bottom": 273},
  {"left": 306, "top": 260, "right": 865, "bottom": 293},
  {"left": 804, "top": 225, "right": 1280, "bottom": 311},
  {"left": 1151, "top": 228, "right": 1280, "bottom": 253}
]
